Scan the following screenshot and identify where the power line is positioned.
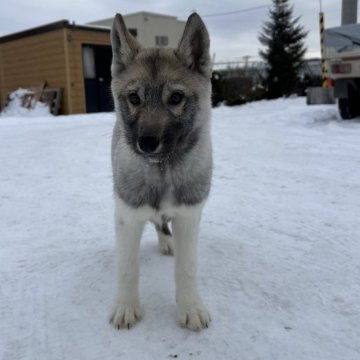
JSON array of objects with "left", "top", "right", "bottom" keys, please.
[
  {"left": 191, "top": 5, "right": 269, "bottom": 18},
  {"left": 202, "top": 4, "right": 269, "bottom": 17}
]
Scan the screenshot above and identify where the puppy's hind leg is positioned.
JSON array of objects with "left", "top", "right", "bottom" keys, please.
[{"left": 155, "top": 222, "right": 174, "bottom": 256}]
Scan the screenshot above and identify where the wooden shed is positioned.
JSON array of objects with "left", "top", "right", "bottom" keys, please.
[{"left": 0, "top": 21, "right": 113, "bottom": 115}]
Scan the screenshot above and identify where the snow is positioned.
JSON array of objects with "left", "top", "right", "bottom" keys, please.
[
  {"left": 0, "top": 88, "right": 51, "bottom": 117},
  {"left": 1, "top": 98, "right": 359, "bottom": 359}
]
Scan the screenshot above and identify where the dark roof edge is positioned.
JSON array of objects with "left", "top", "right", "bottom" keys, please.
[
  {"left": 0, "top": 20, "right": 69, "bottom": 44},
  {"left": 0, "top": 20, "right": 110, "bottom": 44}
]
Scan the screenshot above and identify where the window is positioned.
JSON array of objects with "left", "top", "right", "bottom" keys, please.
[
  {"left": 155, "top": 36, "right": 169, "bottom": 47},
  {"left": 128, "top": 28, "right": 138, "bottom": 37},
  {"left": 82, "top": 46, "right": 95, "bottom": 79}
]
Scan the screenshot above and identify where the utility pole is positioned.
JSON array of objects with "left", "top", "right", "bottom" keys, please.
[
  {"left": 319, "top": 1, "right": 327, "bottom": 87},
  {"left": 242, "top": 55, "right": 251, "bottom": 69}
]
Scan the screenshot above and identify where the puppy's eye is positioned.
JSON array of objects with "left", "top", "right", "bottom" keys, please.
[
  {"left": 128, "top": 93, "right": 141, "bottom": 105},
  {"left": 168, "top": 92, "right": 184, "bottom": 106}
]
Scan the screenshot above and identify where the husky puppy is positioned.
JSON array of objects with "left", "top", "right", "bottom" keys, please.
[{"left": 110, "top": 12, "right": 212, "bottom": 331}]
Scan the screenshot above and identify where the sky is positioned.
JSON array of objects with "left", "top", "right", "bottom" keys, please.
[{"left": 0, "top": 0, "right": 359, "bottom": 62}]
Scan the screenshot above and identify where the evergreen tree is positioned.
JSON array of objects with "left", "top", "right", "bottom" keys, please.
[{"left": 259, "top": 0, "right": 307, "bottom": 99}]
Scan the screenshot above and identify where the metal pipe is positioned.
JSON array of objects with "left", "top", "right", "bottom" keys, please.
[{"left": 341, "top": 0, "right": 358, "bottom": 25}]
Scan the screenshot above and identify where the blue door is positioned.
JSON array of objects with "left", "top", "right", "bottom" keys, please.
[{"left": 82, "top": 45, "right": 113, "bottom": 113}]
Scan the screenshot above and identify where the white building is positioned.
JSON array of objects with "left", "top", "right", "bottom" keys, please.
[{"left": 88, "top": 11, "right": 186, "bottom": 49}]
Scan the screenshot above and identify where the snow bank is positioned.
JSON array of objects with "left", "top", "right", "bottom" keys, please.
[
  {"left": 0, "top": 98, "right": 359, "bottom": 360},
  {"left": 0, "top": 88, "right": 51, "bottom": 117}
]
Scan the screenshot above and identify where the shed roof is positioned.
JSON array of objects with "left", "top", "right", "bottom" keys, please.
[{"left": 0, "top": 20, "right": 110, "bottom": 44}]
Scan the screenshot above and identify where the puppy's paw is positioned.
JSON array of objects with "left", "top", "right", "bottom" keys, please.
[
  {"left": 177, "top": 300, "right": 211, "bottom": 331},
  {"left": 159, "top": 236, "right": 174, "bottom": 256},
  {"left": 110, "top": 303, "right": 142, "bottom": 330}
]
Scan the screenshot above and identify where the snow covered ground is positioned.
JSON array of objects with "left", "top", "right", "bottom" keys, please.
[{"left": 1, "top": 98, "right": 359, "bottom": 360}]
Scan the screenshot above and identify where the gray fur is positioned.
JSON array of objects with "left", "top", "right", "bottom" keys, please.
[{"left": 111, "top": 13, "right": 212, "bottom": 209}]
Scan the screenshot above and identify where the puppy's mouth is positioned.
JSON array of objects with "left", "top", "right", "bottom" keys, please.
[
  {"left": 146, "top": 155, "right": 163, "bottom": 163},
  {"left": 144, "top": 152, "right": 171, "bottom": 163}
]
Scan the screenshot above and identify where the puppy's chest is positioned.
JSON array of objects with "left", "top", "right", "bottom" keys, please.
[
  {"left": 117, "top": 163, "right": 207, "bottom": 210},
  {"left": 131, "top": 167, "right": 177, "bottom": 209}
]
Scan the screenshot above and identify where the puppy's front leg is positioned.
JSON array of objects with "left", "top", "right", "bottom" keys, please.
[
  {"left": 172, "top": 204, "right": 211, "bottom": 331},
  {"left": 110, "top": 198, "right": 144, "bottom": 329}
]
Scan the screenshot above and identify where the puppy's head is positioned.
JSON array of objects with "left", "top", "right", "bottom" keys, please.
[{"left": 111, "top": 13, "right": 211, "bottom": 163}]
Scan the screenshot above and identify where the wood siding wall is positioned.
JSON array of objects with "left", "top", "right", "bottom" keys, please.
[
  {"left": 0, "top": 29, "right": 68, "bottom": 112},
  {"left": 0, "top": 26, "right": 111, "bottom": 114}
]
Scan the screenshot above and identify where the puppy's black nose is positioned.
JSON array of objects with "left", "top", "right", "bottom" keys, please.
[{"left": 138, "top": 136, "right": 160, "bottom": 153}]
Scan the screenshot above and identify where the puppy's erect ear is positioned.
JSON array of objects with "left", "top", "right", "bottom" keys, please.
[
  {"left": 176, "top": 13, "right": 211, "bottom": 77},
  {"left": 111, "top": 13, "right": 141, "bottom": 76}
]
